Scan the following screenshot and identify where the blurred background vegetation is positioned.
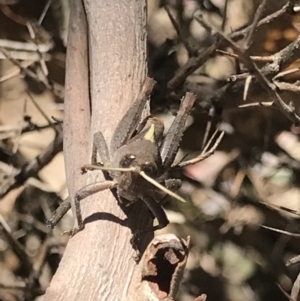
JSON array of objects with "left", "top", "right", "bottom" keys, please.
[{"left": 1, "top": 0, "right": 300, "bottom": 300}]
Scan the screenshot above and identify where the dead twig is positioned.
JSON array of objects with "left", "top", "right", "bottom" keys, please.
[
  {"left": 126, "top": 234, "right": 191, "bottom": 301},
  {"left": 177, "top": 130, "right": 225, "bottom": 168},
  {"left": 0, "top": 60, "right": 35, "bottom": 82},
  {"left": 0, "top": 46, "right": 48, "bottom": 84},
  {"left": 26, "top": 91, "right": 56, "bottom": 130},
  {"left": 0, "top": 47, "right": 62, "bottom": 100},
  {"left": 273, "top": 68, "right": 300, "bottom": 80},
  {"left": 0, "top": 126, "right": 63, "bottom": 198},
  {"left": 201, "top": 107, "right": 214, "bottom": 149},
  {"left": 216, "top": 49, "right": 274, "bottom": 62},
  {"left": 194, "top": 14, "right": 300, "bottom": 124},
  {"left": 244, "top": 0, "right": 268, "bottom": 49},
  {"left": 38, "top": 0, "right": 52, "bottom": 24},
  {"left": 166, "top": 0, "right": 292, "bottom": 95},
  {"left": 273, "top": 81, "right": 300, "bottom": 93},
  {"left": 164, "top": 4, "right": 195, "bottom": 57},
  {"left": 167, "top": 43, "right": 217, "bottom": 92},
  {"left": 243, "top": 75, "right": 253, "bottom": 100},
  {"left": 238, "top": 101, "right": 274, "bottom": 108},
  {"left": 291, "top": 272, "right": 300, "bottom": 301},
  {"left": 263, "top": 35, "right": 300, "bottom": 77},
  {"left": 230, "top": 0, "right": 296, "bottom": 41},
  {"left": 260, "top": 225, "right": 300, "bottom": 238},
  {"left": 286, "top": 254, "right": 300, "bottom": 266},
  {"left": 227, "top": 37, "right": 300, "bottom": 82},
  {"left": 0, "top": 38, "right": 53, "bottom": 53},
  {"left": 16, "top": 213, "right": 50, "bottom": 234},
  {"left": 0, "top": 214, "right": 33, "bottom": 276},
  {"left": 0, "top": 121, "right": 59, "bottom": 140},
  {"left": 221, "top": 0, "right": 228, "bottom": 31}
]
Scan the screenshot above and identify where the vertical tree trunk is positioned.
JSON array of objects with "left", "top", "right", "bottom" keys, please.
[{"left": 45, "top": 0, "right": 150, "bottom": 300}]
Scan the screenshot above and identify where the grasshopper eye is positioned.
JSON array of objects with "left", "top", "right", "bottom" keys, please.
[
  {"left": 120, "top": 154, "right": 136, "bottom": 167},
  {"left": 142, "top": 161, "right": 156, "bottom": 175}
]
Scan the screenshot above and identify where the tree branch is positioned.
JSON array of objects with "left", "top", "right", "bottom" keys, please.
[{"left": 44, "top": 1, "right": 152, "bottom": 300}]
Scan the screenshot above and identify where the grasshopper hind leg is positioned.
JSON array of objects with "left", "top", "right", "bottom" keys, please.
[
  {"left": 46, "top": 197, "right": 71, "bottom": 229},
  {"left": 130, "top": 196, "right": 169, "bottom": 254},
  {"left": 92, "top": 131, "right": 110, "bottom": 166}
]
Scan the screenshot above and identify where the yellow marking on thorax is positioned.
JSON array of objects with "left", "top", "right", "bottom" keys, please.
[{"left": 143, "top": 124, "right": 155, "bottom": 142}]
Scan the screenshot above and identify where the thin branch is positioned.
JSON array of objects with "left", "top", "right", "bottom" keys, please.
[
  {"left": 201, "top": 107, "right": 214, "bottom": 149},
  {"left": 260, "top": 225, "right": 300, "bottom": 237},
  {"left": 286, "top": 254, "right": 300, "bottom": 266},
  {"left": 0, "top": 126, "right": 63, "bottom": 198},
  {"left": 0, "top": 46, "right": 48, "bottom": 84},
  {"left": 0, "top": 122, "right": 56, "bottom": 140},
  {"left": 273, "top": 68, "right": 300, "bottom": 80},
  {"left": 26, "top": 91, "right": 56, "bottom": 130},
  {"left": 243, "top": 75, "right": 252, "bottom": 100},
  {"left": 167, "top": 43, "right": 217, "bottom": 92},
  {"left": 194, "top": 14, "right": 300, "bottom": 124},
  {"left": 274, "top": 81, "right": 300, "bottom": 93},
  {"left": 16, "top": 213, "right": 50, "bottom": 234},
  {"left": 0, "top": 49, "right": 51, "bottom": 60},
  {"left": 38, "top": 0, "right": 52, "bottom": 24},
  {"left": 263, "top": 35, "right": 300, "bottom": 76},
  {"left": 0, "top": 283, "right": 26, "bottom": 290},
  {"left": 202, "top": 126, "right": 221, "bottom": 153},
  {"left": 277, "top": 283, "right": 295, "bottom": 301},
  {"left": 291, "top": 272, "right": 300, "bottom": 301},
  {"left": 164, "top": 4, "right": 194, "bottom": 56},
  {"left": 0, "top": 60, "right": 35, "bottom": 82},
  {"left": 226, "top": 37, "right": 300, "bottom": 80},
  {"left": 26, "top": 22, "right": 49, "bottom": 76},
  {"left": 0, "top": 47, "right": 62, "bottom": 100},
  {"left": 0, "top": 214, "right": 33, "bottom": 276},
  {"left": 177, "top": 130, "right": 225, "bottom": 168},
  {"left": 221, "top": 0, "right": 228, "bottom": 31},
  {"left": 244, "top": 0, "right": 268, "bottom": 49},
  {"left": 0, "top": 38, "right": 53, "bottom": 53},
  {"left": 216, "top": 49, "right": 274, "bottom": 62},
  {"left": 238, "top": 101, "right": 274, "bottom": 108},
  {"left": 230, "top": 1, "right": 296, "bottom": 41},
  {"left": 166, "top": 0, "right": 292, "bottom": 94}
]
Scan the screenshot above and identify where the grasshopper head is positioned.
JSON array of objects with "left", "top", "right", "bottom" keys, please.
[
  {"left": 119, "top": 152, "right": 159, "bottom": 178},
  {"left": 116, "top": 142, "right": 162, "bottom": 202}
]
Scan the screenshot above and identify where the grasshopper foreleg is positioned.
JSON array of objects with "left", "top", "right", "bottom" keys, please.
[
  {"left": 47, "top": 132, "right": 112, "bottom": 230},
  {"left": 71, "top": 180, "right": 117, "bottom": 235}
]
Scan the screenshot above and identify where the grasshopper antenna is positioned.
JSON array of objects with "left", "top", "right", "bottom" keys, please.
[
  {"left": 139, "top": 171, "right": 186, "bottom": 203},
  {"left": 82, "top": 164, "right": 136, "bottom": 173},
  {"left": 81, "top": 164, "right": 186, "bottom": 203}
]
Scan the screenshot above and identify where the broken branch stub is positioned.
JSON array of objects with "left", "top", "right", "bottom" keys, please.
[{"left": 126, "top": 234, "right": 191, "bottom": 301}]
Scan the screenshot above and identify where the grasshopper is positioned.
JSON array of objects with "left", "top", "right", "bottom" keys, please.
[{"left": 47, "top": 78, "right": 196, "bottom": 234}]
